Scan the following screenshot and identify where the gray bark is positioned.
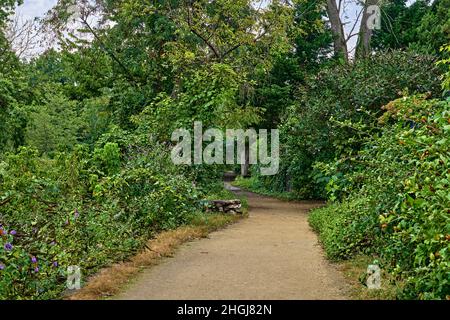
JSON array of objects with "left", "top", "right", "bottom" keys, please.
[
  {"left": 326, "top": 0, "right": 348, "bottom": 62},
  {"left": 356, "top": 0, "right": 380, "bottom": 59}
]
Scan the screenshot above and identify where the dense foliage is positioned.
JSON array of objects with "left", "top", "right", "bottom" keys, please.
[
  {"left": 0, "top": 135, "right": 209, "bottom": 298},
  {"left": 1, "top": 0, "right": 290, "bottom": 299},
  {"left": 1, "top": 0, "right": 448, "bottom": 300},
  {"left": 372, "top": 0, "right": 450, "bottom": 54},
  {"left": 309, "top": 95, "right": 449, "bottom": 299},
  {"left": 252, "top": 51, "right": 443, "bottom": 199}
]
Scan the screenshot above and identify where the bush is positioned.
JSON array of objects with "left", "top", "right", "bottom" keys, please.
[
  {"left": 0, "top": 139, "right": 201, "bottom": 299},
  {"left": 25, "top": 92, "right": 82, "bottom": 155},
  {"left": 309, "top": 197, "right": 383, "bottom": 260},
  {"left": 257, "top": 51, "right": 444, "bottom": 199},
  {"left": 309, "top": 95, "right": 450, "bottom": 299}
]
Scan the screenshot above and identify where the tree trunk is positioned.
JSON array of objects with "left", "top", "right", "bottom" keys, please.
[
  {"left": 285, "top": 173, "right": 292, "bottom": 192},
  {"left": 356, "top": 0, "right": 380, "bottom": 59},
  {"left": 326, "top": 0, "right": 348, "bottom": 62},
  {"left": 241, "top": 141, "right": 250, "bottom": 177}
]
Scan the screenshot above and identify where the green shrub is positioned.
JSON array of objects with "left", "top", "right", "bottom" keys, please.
[
  {"left": 309, "top": 95, "right": 450, "bottom": 299},
  {"left": 257, "top": 51, "right": 443, "bottom": 199},
  {"left": 0, "top": 139, "right": 202, "bottom": 299},
  {"left": 309, "top": 197, "right": 384, "bottom": 260},
  {"left": 25, "top": 92, "right": 82, "bottom": 155}
]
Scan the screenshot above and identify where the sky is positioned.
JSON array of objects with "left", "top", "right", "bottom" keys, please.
[{"left": 15, "top": 0, "right": 57, "bottom": 21}]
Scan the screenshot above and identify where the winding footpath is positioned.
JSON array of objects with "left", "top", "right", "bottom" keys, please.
[{"left": 115, "top": 188, "right": 348, "bottom": 300}]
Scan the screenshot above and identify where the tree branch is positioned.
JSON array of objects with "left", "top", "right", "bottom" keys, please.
[
  {"left": 80, "top": 17, "right": 137, "bottom": 83},
  {"left": 185, "top": 1, "right": 221, "bottom": 59}
]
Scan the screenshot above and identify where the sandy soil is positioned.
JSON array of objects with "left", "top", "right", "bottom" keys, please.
[{"left": 115, "top": 190, "right": 349, "bottom": 300}]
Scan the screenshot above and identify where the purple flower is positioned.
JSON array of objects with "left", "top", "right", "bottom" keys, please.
[
  {"left": 52, "top": 261, "right": 58, "bottom": 268},
  {"left": 74, "top": 209, "right": 80, "bottom": 219},
  {"left": 0, "top": 264, "right": 4, "bottom": 270},
  {"left": 10, "top": 230, "right": 17, "bottom": 236},
  {"left": 34, "top": 267, "right": 39, "bottom": 273},
  {"left": 50, "top": 241, "right": 56, "bottom": 246},
  {"left": 64, "top": 220, "right": 69, "bottom": 226},
  {"left": 31, "top": 256, "right": 37, "bottom": 264},
  {"left": 4, "top": 243, "right": 13, "bottom": 251}
]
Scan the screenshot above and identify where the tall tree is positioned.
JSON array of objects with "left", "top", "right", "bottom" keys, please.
[
  {"left": 355, "top": 0, "right": 380, "bottom": 58},
  {"left": 326, "top": 0, "right": 348, "bottom": 62}
]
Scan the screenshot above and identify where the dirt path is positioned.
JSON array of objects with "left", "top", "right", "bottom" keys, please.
[{"left": 115, "top": 189, "right": 348, "bottom": 300}]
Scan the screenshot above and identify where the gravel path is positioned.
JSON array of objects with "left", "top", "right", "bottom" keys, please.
[{"left": 115, "top": 190, "right": 348, "bottom": 300}]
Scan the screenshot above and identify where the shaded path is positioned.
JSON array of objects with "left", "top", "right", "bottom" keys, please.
[{"left": 115, "top": 189, "right": 348, "bottom": 300}]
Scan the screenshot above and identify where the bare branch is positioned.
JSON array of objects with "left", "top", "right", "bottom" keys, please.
[
  {"left": 6, "top": 14, "right": 41, "bottom": 59},
  {"left": 345, "top": 7, "right": 364, "bottom": 44}
]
